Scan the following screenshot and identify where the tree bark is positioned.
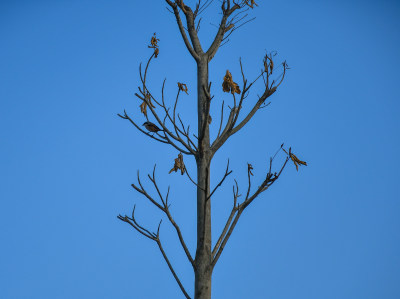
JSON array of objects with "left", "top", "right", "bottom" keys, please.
[{"left": 194, "top": 55, "right": 212, "bottom": 299}]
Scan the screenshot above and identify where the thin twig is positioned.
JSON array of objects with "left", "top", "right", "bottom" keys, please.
[{"left": 207, "top": 159, "right": 232, "bottom": 200}]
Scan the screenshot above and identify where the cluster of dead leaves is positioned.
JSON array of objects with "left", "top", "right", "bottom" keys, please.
[
  {"left": 169, "top": 153, "right": 186, "bottom": 175},
  {"left": 222, "top": 70, "right": 241, "bottom": 95},
  {"left": 139, "top": 93, "right": 155, "bottom": 117},
  {"left": 178, "top": 82, "right": 189, "bottom": 94},
  {"left": 244, "top": 0, "right": 258, "bottom": 8},
  {"left": 283, "top": 147, "right": 307, "bottom": 171},
  {"left": 148, "top": 33, "right": 160, "bottom": 58}
]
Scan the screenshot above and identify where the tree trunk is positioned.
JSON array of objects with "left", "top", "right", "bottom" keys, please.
[{"left": 194, "top": 56, "right": 212, "bottom": 299}]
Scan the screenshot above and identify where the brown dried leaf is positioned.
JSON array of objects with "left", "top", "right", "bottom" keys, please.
[
  {"left": 169, "top": 153, "right": 186, "bottom": 175},
  {"left": 144, "top": 92, "right": 156, "bottom": 108},
  {"left": 178, "top": 82, "right": 189, "bottom": 94},
  {"left": 222, "top": 70, "right": 241, "bottom": 95},
  {"left": 140, "top": 102, "right": 148, "bottom": 117},
  {"left": 288, "top": 148, "right": 307, "bottom": 171},
  {"left": 222, "top": 81, "right": 230, "bottom": 93},
  {"left": 148, "top": 33, "right": 160, "bottom": 58},
  {"left": 149, "top": 33, "right": 159, "bottom": 48},
  {"left": 233, "top": 82, "right": 241, "bottom": 94}
]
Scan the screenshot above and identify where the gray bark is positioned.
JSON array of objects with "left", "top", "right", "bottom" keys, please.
[{"left": 194, "top": 55, "right": 212, "bottom": 299}]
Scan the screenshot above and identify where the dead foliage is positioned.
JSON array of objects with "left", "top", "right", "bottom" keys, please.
[
  {"left": 169, "top": 153, "right": 186, "bottom": 175},
  {"left": 222, "top": 70, "right": 241, "bottom": 95}
]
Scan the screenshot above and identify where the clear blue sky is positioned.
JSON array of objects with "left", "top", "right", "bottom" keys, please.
[{"left": 1, "top": 0, "right": 399, "bottom": 298}]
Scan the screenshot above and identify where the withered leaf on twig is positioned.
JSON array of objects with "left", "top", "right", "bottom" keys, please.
[
  {"left": 283, "top": 147, "right": 307, "bottom": 171},
  {"left": 247, "top": 163, "right": 254, "bottom": 176},
  {"left": 146, "top": 92, "right": 156, "bottom": 108},
  {"left": 169, "top": 153, "right": 186, "bottom": 175},
  {"left": 149, "top": 33, "right": 159, "bottom": 48},
  {"left": 140, "top": 102, "right": 148, "bottom": 117},
  {"left": 222, "top": 70, "right": 241, "bottom": 95},
  {"left": 148, "top": 33, "right": 160, "bottom": 58},
  {"left": 154, "top": 48, "right": 159, "bottom": 58},
  {"left": 139, "top": 93, "right": 156, "bottom": 117},
  {"left": 178, "top": 82, "right": 189, "bottom": 94}
]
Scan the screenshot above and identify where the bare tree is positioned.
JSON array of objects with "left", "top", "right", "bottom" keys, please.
[{"left": 117, "top": 1, "right": 306, "bottom": 298}]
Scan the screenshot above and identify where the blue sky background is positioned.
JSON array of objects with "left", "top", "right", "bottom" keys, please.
[{"left": 1, "top": 0, "right": 399, "bottom": 298}]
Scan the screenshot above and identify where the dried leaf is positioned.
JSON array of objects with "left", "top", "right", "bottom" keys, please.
[
  {"left": 222, "top": 70, "right": 241, "bottom": 95},
  {"left": 169, "top": 153, "right": 186, "bottom": 175},
  {"left": 148, "top": 33, "right": 160, "bottom": 58},
  {"left": 149, "top": 33, "right": 159, "bottom": 48},
  {"left": 288, "top": 148, "right": 307, "bottom": 171},
  {"left": 140, "top": 102, "right": 148, "bottom": 117},
  {"left": 145, "top": 92, "right": 155, "bottom": 108},
  {"left": 178, "top": 82, "right": 189, "bottom": 94},
  {"left": 233, "top": 82, "right": 241, "bottom": 94},
  {"left": 248, "top": 163, "right": 254, "bottom": 176},
  {"left": 222, "top": 80, "right": 230, "bottom": 93}
]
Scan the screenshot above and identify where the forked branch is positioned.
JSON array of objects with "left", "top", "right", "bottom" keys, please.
[
  {"left": 130, "top": 166, "right": 195, "bottom": 268},
  {"left": 212, "top": 146, "right": 291, "bottom": 267},
  {"left": 165, "top": 0, "right": 203, "bottom": 59},
  {"left": 118, "top": 211, "right": 191, "bottom": 299},
  {"left": 117, "top": 110, "right": 168, "bottom": 144},
  {"left": 211, "top": 54, "right": 288, "bottom": 156},
  {"left": 130, "top": 52, "right": 197, "bottom": 155},
  {"left": 207, "top": 159, "right": 232, "bottom": 200}
]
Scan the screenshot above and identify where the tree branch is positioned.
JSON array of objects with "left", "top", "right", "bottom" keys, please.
[
  {"left": 216, "top": 100, "right": 225, "bottom": 139},
  {"left": 166, "top": 0, "right": 203, "bottom": 60},
  {"left": 129, "top": 166, "right": 195, "bottom": 269},
  {"left": 135, "top": 54, "right": 197, "bottom": 155},
  {"left": 118, "top": 211, "right": 191, "bottom": 299},
  {"left": 149, "top": 165, "right": 195, "bottom": 268},
  {"left": 211, "top": 55, "right": 288, "bottom": 155},
  {"left": 206, "top": 1, "right": 241, "bottom": 61},
  {"left": 185, "top": 167, "right": 206, "bottom": 191},
  {"left": 212, "top": 151, "right": 290, "bottom": 268},
  {"left": 159, "top": 81, "right": 198, "bottom": 151},
  {"left": 156, "top": 234, "right": 192, "bottom": 299},
  {"left": 117, "top": 110, "right": 168, "bottom": 144},
  {"left": 211, "top": 179, "right": 240, "bottom": 257},
  {"left": 117, "top": 205, "right": 158, "bottom": 240},
  {"left": 207, "top": 159, "right": 232, "bottom": 200},
  {"left": 199, "top": 83, "right": 213, "bottom": 141}
]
